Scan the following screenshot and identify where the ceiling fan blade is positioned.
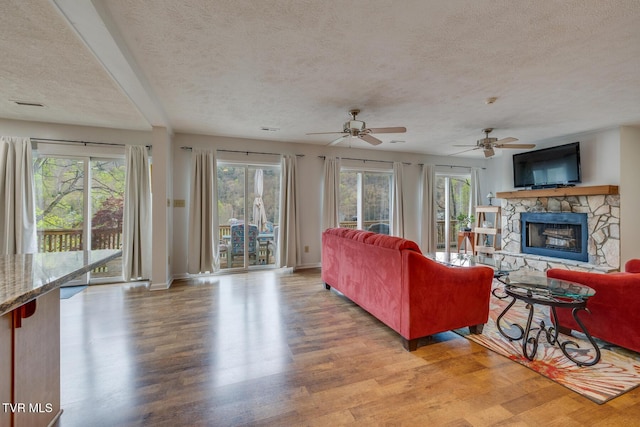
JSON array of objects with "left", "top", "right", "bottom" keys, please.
[
  {"left": 495, "top": 143, "right": 536, "bottom": 149},
  {"left": 453, "top": 144, "right": 480, "bottom": 147},
  {"left": 328, "top": 135, "right": 348, "bottom": 146},
  {"left": 359, "top": 134, "right": 383, "bottom": 146},
  {"left": 367, "top": 126, "right": 407, "bottom": 134},
  {"left": 306, "top": 131, "right": 346, "bottom": 135},
  {"left": 494, "top": 137, "right": 518, "bottom": 145},
  {"left": 449, "top": 146, "right": 480, "bottom": 156}
]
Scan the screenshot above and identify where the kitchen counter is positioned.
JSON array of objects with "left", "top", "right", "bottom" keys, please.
[
  {"left": 1, "top": 249, "right": 122, "bottom": 427},
  {"left": 0, "top": 249, "right": 122, "bottom": 316}
]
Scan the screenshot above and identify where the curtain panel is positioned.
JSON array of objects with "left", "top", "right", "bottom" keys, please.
[
  {"left": 0, "top": 136, "right": 37, "bottom": 255},
  {"left": 420, "top": 164, "right": 437, "bottom": 253},
  {"left": 122, "top": 145, "right": 152, "bottom": 280},
  {"left": 391, "top": 162, "right": 405, "bottom": 237},
  {"left": 187, "top": 148, "right": 219, "bottom": 274},
  {"left": 321, "top": 156, "right": 340, "bottom": 230},
  {"left": 278, "top": 154, "right": 300, "bottom": 269},
  {"left": 470, "top": 167, "right": 481, "bottom": 213}
]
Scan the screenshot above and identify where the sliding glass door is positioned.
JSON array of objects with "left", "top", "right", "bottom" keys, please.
[
  {"left": 435, "top": 173, "right": 472, "bottom": 252},
  {"left": 33, "top": 154, "right": 125, "bottom": 284},
  {"left": 89, "top": 158, "right": 126, "bottom": 281},
  {"left": 217, "top": 162, "right": 280, "bottom": 270}
]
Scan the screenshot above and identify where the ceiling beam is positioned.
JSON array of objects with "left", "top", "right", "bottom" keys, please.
[{"left": 51, "top": 0, "right": 172, "bottom": 134}]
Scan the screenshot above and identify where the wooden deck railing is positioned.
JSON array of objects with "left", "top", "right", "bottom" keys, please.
[
  {"left": 338, "top": 220, "right": 461, "bottom": 248},
  {"left": 338, "top": 220, "right": 389, "bottom": 230},
  {"left": 37, "top": 228, "right": 123, "bottom": 252}
]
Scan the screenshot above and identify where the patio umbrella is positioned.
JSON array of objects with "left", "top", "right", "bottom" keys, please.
[{"left": 252, "top": 168, "right": 267, "bottom": 232}]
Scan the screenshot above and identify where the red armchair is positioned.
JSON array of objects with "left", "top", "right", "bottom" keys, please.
[{"left": 546, "top": 259, "right": 640, "bottom": 353}]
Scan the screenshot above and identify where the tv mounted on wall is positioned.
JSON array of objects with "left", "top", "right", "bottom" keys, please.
[{"left": 513, "top": 142, "right": 581, "bottom": 189}]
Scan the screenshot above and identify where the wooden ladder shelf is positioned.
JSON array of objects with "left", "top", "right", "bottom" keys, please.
[{"left": 474, "top": 205, "right": 501, "bottom": 256}]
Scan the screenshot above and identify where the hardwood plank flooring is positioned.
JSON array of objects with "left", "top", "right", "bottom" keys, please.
[{"left": 55, "top": 269, "right": 640, "bottom": 426}]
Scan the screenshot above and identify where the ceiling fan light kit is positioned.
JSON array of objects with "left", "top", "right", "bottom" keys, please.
[{"left": 307, "top": 109, "right": 406, "bottom": 147}]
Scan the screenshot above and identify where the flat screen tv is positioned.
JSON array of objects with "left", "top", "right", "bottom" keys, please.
[{"left": 513, "top": 142, "right": 581, "bottom": 188}]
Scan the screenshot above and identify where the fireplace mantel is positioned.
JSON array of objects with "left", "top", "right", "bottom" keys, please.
[{"left": 496, "top": 185, "right": 618, "bottom": 199}]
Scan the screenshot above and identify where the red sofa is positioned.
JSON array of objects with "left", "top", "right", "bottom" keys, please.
[
  {"left": 321, "top": 228, "right": 494, "bottom": 351},
  {"left": 547, "top": 259, "right": 640, "bottom": 353}
]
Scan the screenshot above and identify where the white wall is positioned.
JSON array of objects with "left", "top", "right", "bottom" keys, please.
[
  {"left": 150, "top": 127, "right": 173, "bottom": 289},
  {"left": 0, "top": 118, "right": 151, "bottom": 146},
  {"left": 486, "top": 127, "right": 622, "bottom": 195},
  {"left": 620, "top": 126, "right": 640, "bottom": 265},
  {"left": 170, "top": 133, "right": 485, "bottom": 275}
]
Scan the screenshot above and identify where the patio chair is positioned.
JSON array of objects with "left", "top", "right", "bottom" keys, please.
[
  {"left": 225, "top": 223, "right": 259, "bottom": 267},
  {"left": 368, "top": 223, "right": 390, "bottom": 235}
]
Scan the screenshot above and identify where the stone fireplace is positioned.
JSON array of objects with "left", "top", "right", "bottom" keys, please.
[{"left": 495, "top": 186, "right": 620, "bottom": 273}]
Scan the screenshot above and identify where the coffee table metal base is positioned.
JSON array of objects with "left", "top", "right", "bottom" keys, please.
[{"left": 493, "top": 287, "right": 601, "bottom": 367}]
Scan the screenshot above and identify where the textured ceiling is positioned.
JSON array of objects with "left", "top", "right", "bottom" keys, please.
[
  {"left": 2, "top": 0, "right": 640, "bottom": 156},
  {"left": 0, "top": 0, "right": 149, "bottom": 130}
]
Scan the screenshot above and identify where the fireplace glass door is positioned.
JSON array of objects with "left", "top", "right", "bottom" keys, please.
[{"left": 521, "top": 212, "right": 588, "bottom": 262}]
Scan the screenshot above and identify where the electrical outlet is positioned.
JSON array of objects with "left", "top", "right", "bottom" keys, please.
[
  {"left": 304, "top": 245, "right": 309, "bottom": 253},
  {"left": 174, "top": 199, "right": 185, "bottom": 208}
]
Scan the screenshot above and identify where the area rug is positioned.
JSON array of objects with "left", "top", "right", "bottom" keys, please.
[
  {"left": 60, "top": 285, "right": 88, "bottom": 299},
  {"left": 456, "top": 282, "right": 640, "bottom": 404}
]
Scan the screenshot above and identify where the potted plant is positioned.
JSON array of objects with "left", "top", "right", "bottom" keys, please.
[{"left": 456, "top": 213, "right": 475, "bottom": 231}]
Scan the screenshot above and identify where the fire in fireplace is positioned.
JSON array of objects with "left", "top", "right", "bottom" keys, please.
[{"left": 521, "top": 212, "right": 588, "bottom": 262}]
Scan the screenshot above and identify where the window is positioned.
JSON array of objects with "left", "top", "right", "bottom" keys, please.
[
  {"left": 339, "top": 170, "right": 391, "bottom": 234},
  {"left": 435, "top": 173, "right": 472, "bottom": 251}
]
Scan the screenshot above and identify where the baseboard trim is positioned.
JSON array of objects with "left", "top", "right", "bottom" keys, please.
[
  {"left": 149, "top": 277, "right": 173, "bottom": 291},
  {"left": 294, "top": 263, "right": 321, "bottom": 270}
]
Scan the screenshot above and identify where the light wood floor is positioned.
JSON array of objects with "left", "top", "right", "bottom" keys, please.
[{"left": 56, "top": 269, "right": 640, "bottom": 426}]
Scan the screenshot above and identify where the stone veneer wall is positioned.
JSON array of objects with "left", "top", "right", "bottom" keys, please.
[{"left": 495, "top": 194, "right": 620, "bottom": 273}]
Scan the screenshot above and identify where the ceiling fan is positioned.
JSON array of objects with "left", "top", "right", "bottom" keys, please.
[
  {"left": 306, "top": 109, "right": 406, "bottom": 146},
  {"left": 453, "top": 128, "right": 535, "bottom": 157}
]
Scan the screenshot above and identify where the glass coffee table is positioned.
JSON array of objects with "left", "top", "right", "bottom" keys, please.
[
  {"left": 426, "top": 252, "right": 512, "bottom": 278},
  {"left": 494, "top": 274, "right": 601, "bottom": 366}
]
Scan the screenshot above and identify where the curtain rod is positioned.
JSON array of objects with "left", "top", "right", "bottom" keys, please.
[
  {"left": 181, "top": 147, "right": 303, "bottom": 157},
  {"left": 318, "top": 155, "right": 411, "bottom": 166},
  {"left": 31, "top": 137, "right": 151, "bottom": 149},
  {"left": 435, "top": 164, "right": 486, "bottom": 170}
]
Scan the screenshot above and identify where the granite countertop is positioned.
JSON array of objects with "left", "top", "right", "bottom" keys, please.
[{"left": 0, "top": 249, "right": 122, "bottom": 316}]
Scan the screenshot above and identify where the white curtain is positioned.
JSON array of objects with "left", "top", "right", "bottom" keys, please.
[
  {"left": 391, "top": 162, "right": 405, "bottom": 237},
  {"left": 277, "top": 154, "right": 300, "bottom": 268},
  {"left": 470, "top": 167, "right": 482, "bottom": 214},
  {"left": 420, "top": 164, "right": 437, "bottom": 253},
  {"left": 322, "top": 156, "right": 340, "bottom": 230},
  {"left": 122, "top": 145, "right": 152, "bottom": 280},
  {"left": 187, "top": 148, "right": 219, "bottom": 274},
  {"left": 0, "top": 136, "right": 37, "bottom": 255},
  {"left": 252, "top": 168, "right": 267, "bottom": 232}
]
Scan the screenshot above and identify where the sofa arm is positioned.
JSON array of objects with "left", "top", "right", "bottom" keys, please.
[
  {"left": 547, "top": 267, "right": 640, "bottom": 352},
  {"left": 403, "top": 252, "right": 494, "bottom": 337},
  {"left": 625, "top": 259, "right": 640, "bottom": 273},
  {"left": 546, "top": 268, "right": 640, "bottom": 316}
]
